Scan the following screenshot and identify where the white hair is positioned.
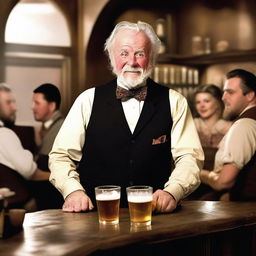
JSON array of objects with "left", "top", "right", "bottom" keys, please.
[
  {"left": 0, "top": 83, "right": 11, "bottom": 92},
  {"left": 104, "top": 21, "right": 161, "bottom": 73}
]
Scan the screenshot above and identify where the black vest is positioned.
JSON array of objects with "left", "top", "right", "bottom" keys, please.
[
  {"left": 230, "top": 106, "right": 256, "bottom": 201},
  {"left": 78, "top": 79, "right": 173, "bottom": 207}
]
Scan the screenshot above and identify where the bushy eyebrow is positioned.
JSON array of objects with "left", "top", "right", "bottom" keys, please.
[
  {"left": 224, "top": 88, "right": 235, "bottom": 93},
  {"left": 120, "top": 47, "right": 145, "bottom": 52}
]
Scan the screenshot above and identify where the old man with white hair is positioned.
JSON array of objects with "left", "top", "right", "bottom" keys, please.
[{"left": 49, "top": 21, "right": 204, "bottom": 213}]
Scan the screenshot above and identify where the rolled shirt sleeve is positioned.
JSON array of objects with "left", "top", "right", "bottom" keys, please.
[{"left": 214, "top": 118, "right": 256, "bottom": 174}]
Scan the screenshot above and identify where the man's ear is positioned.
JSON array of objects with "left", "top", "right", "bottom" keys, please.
[
  {"left": 49, "top": 101, "right": 57, "bottom": 112},
  {"left": 246, "top": 90, "right": 256, "bottom": 102}
]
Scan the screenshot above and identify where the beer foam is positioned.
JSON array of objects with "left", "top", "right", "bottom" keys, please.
[
  {"left": 96, "top": 191, "right": 120, "bottom": 201},
  {"left": 128, "top": 195, "right": 152, "bottom": 203}
]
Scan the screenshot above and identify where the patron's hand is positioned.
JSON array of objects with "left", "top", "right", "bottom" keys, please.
[
  {"left": 152, "top": 189, "right": 177, "bottom": 213},
  {"left": 200, "top": 169, "right": 211, "bottom": 185},
  {"left": 62, "top": 190, "right": 94, "bottom": 212}
]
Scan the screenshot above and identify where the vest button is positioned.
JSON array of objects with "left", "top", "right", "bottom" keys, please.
[
  {"left": 131, "top": 139, "right": 135, "bottom": 144},
  {"left": 129, "top": 181, "right": 134, "bottom": 185},
  {"left": 129, "top": 159, "right": 134, "bottom": 165}
]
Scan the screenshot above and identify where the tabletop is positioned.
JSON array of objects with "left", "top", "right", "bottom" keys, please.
[{"left": 1, "top": 200, "right": 256, "bottom": 256}]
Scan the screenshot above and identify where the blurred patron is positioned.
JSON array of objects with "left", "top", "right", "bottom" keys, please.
[
  {"left": 194, "top": 84, "right": 232, "bottom": 149},
  {"left": 0, "top": 83, "right": 49, "bottom": 209},
  {"left": 32, "top": 83, "right": 64, "bottom": 169},
  {"left": 0, "top": 83, "right": 36, "bottom": 154},
  {"left": 200, "top": 69, "right": 256, "bottom": 201},
  {"left": 188, "top": 84, "right": 232, "bottom": 200},
  {"left": 31, "top": 83, "right": 64, "bottom": 209}
]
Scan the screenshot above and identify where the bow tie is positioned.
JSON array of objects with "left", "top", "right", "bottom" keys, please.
[{"left": 116, "top": 86, "right": 147, "bottom": 101}]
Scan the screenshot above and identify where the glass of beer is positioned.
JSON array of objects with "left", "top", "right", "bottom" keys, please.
[
  {"left": 95, "top": 185, "right": 121, "bottom": 225},
  {"left": 126, "top": 186, "right": 153, "bottom": 227}
]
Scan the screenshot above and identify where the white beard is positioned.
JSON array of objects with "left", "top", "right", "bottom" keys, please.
[{"left": 117, "top": 65, "right": 152, "bottom": 90}]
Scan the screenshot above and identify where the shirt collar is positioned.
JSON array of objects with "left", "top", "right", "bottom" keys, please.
[
  {"left": 239, "top": 104, "right": 256, "bottom": 116},
  {"left": 43, "top": 110, "right": 61, "bottom": 129}
]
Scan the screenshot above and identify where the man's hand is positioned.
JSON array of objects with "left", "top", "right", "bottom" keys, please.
[
  {"left": 152, "top": 189, "right": 177, "bottom": 213},
  {"left": 30, "top": 169, "right": 50, "bottom": 181},
  {"left": 62, "top": 190, "right": 94, "bottom": 212},
  {"left": 200, "top": 169, "right": 211, "bottom": 185}
]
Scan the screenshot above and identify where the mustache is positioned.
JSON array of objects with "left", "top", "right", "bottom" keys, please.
[{"left": 121, "top": 66, "right": 143, "bottom": 73}]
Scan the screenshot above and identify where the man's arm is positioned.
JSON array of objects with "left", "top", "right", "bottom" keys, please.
[
  {"left": 49, "top": 89, "right": 95, "bottom": 212},
  {"left": 200, "top": 164, "right": 240, "bottom": 191},
  {"left": 162, "top": 90, "right": 204, "bottom": 209},
  {"left": 30, "top": 169, "right": 50, "bottom": 181},
  {"left": 201, "top": 118, "right": 256, "bottom": 192},
  {"left": 1, "top": 128, "right": 37, "bottom": 179}
]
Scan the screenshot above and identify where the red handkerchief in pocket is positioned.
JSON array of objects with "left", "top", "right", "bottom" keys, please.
[{"left": 152, "top": 135, "right": 167, "bottom": 145}]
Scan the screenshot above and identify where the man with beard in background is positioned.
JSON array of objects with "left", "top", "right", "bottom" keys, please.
[
  {"left": 0, "top": 83, "right": 49, "bottom": 209},
  {"left": 0, "top": 82, "right": 36, "bottom": 154},
  {"left": 0, "top": 83, "right": 16, "bottom": 128},
  {"left": 200, "top": 69, "right": 256, "bottom": 201},
  {"left": 49, "top": 21, "right": 204, "bottom": 212}
]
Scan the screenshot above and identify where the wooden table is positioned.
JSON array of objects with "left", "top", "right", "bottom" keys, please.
[{"left": 1, "top": 201, "right": 256, "bottom": 256}]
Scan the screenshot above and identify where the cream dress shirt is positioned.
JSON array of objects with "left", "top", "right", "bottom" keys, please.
[{"left": 49, "top": 84, "right": 204, "bottom": 202}]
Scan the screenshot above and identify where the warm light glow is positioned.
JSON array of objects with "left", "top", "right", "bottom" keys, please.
[
  {"left": 16, "top": 2, "right": 56, "bottom": 14},
  {"left": 199, "top": 201, "right": 216, "bottom": 213},
  {"left": 238, "top": 12, "right": 254, "bottom": 48},
  {"left": 5, "top": 0, "right": 71, "bottom": 46}
]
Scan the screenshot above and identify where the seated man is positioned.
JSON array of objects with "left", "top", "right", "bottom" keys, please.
[
  {"left": 0, "top": 83, "right": 37, "bottom": 157},
  {"left": 200, "top": 69, "right": 256, "bottom": 201},
  {"left": 0, "top": 83, "right": 49, "bottom": 209}
]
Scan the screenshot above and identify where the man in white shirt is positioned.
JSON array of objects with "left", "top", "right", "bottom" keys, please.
[
  {"left": 0, "top": 83, "right": 48, "bottom": 180},
  {"left": 49, "top": 21, "right": 204, "bottom": 213},
  {"left": 0, "top": 83, "right": 50, "bottom": 208},
  {"left": 200, "top": 69, "right": 256, "bottom": 201}
]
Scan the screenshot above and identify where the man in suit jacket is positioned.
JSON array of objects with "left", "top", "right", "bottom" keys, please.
[
  {"left": 32, "top": 83, "right": 64, "bottom": 162},
  {"left": 49, "top": 21, "right": 204, "bottom": 213},
  {"left": 31, "top": 83, "right": 64, "bottom": 209}
]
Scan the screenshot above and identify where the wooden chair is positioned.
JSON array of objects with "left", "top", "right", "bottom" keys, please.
[
  {"left": 11, "top": 125, "right": 37, "bottom": 155},
  {"left": 0, "top": 163, "right": 32, "bottom": 209}
]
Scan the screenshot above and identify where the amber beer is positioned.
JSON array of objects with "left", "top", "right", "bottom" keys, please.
[
  {"left": 95, "top": 186, "right": 120, "bottom": 224},
  {"left": 127, "top": 186, "right": 153, "bottom": 226}
]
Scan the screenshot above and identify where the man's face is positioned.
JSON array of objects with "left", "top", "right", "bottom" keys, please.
[
  {"left": 32, "top": 93, "right": 55, "bottom": 122},
  {"left": 0, "top": 91, "right": 16, "bottom": 126},
  {"left": 222, "top": 77, "right": 249, "bottom": 120},
  {"left": 112, "top": 30, "right": 152, "bottom": 88}
]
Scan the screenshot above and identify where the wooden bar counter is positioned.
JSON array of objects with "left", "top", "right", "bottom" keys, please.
[{"left": 1, "top": 201, "right": 256, "bottom": 256}]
